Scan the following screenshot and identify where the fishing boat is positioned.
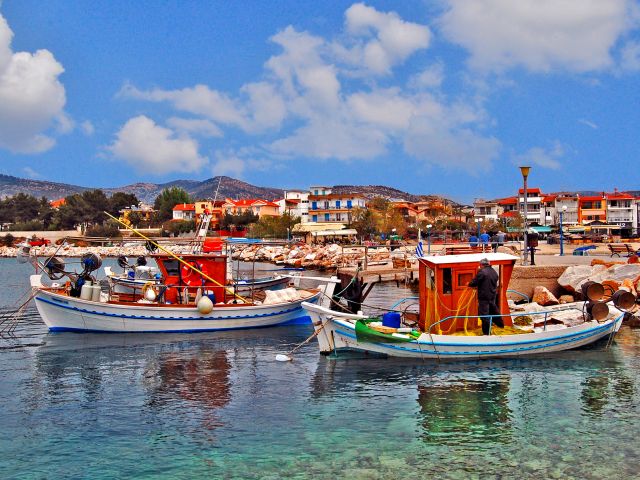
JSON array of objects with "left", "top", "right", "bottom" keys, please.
[
  {"left": 25, "top": 248, "right": 334, "bottom": 333},
  {"left": 302, "top": 253, "right": 635, "bottom": 359},
  {"left": 104, "top": 254, "right": 289, "bottom": 296}
]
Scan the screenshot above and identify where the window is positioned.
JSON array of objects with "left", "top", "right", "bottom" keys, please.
[
  {"left": 336, "top": 200, "right": 341, "bottom": 208},
  {"left": 324, "top": 213, "right": 330, "bottom": 221},
  {"left": 323, "top": 201, "right": 329, "bottom": 209},
  {"left": 314, "top": 190, "right": 318, "bottom": 195},
  {"left": 311, "top": 201, "right": 317, "bottom": 210},
  {"left": 336, "top": 213, "right": 342, "bottom": 221},
  {"left": 312, "top": 215, "right": 317, "bottom": 222},
  {"left": 442, "top": 268, "right": 452, "bottom": 294},
  {"left": 347, "top": 200, "right": 352, "bottom": 208}
]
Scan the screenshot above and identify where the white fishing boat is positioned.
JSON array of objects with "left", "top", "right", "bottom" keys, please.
[
  {"left": 23, "top": 246, "right": 335, "bottom": 333},
  {"left": 31, "top": 274, "right": 324, "bottom": 333},
  {"left": 302, "top": 253, "right": 634, "bottom": 360}
]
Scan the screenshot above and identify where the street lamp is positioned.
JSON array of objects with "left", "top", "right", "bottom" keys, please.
[
  {"left": 475, "top": 218, "right": 482, "bottom": 238},
  {"left": 426, "top": 224, "right": 432, "bottom": 254},
  {"left": 520, "top": 166, "right": 531, "bottom": 265},
  {"left": 559, "top": 205, "right": 567, "bottom": 256}
]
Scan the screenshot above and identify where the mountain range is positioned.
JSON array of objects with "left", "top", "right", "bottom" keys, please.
[{"left": 0, "top": 173, "right": 434, "bottom": 204}]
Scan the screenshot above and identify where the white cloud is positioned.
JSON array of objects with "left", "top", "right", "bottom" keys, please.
[
  {"left": 342, "top": 3, "right": 431, "bottom": 75},
  {"left": 513, "top": 142, "right": 565, "bottom": 170},
  {"left": 0, "top": 13, "right": 67, "bottom": 153},
  {"left": 578, "top": 118, "right": 598, "bottom": 130},
  {"left": 108, "top": 115, "right": 207, "bottom": 174},
  {"left": 120, "top": 83, "right": 246, "bottom": 128},
  {"left": 119, "top": 4, "right": 500, "bottom": 176},
  {"left": 439, "top": 0, "right": 637, "bottom": 72},
  {"left": 80, "top": 120, "right": 95, "bottom": 136},
  {"left": 166, "top": 117, "right": 223, "bottom": 137},
  {"left": 22, "top": 166, "right": 42, "bottom": 179},
  {"left": 270, "top": 117, "right": 388, "bottom": 160},
  {"left": 410, "top": 63, "right": 445, "bottom": 89},
  {"left": 347, "top": 88, "right": 415, "bottom": 130},
  {"left": 405, "top": 119, "right": 501, "bottom": 171}
]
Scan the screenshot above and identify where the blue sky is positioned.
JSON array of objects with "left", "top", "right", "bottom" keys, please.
[{"left": 1, "top": 1, "right": 640, "bottom": 203}]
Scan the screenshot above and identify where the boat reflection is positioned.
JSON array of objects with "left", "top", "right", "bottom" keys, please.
[{"left": 417, "top": 374, "right": 513, "bottom": 446}]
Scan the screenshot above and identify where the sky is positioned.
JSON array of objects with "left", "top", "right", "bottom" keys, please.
[{"left": 1, "top": 0, "right": 640, "bottom": 203}]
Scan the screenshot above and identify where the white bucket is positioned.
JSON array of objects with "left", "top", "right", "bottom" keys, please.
[
  {"left": 80, "top": 282, "right": 93, "bottom": 300},
  {"left": 91, "top": 285, "right": 101, "bottom": 302}
]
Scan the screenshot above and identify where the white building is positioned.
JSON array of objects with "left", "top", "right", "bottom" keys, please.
[
  {"left": 606, "top": 191, "right": 636, "bottom": 236},
  {"left": 277, "top": 190, "right": 310, "bottom": 223},
  {"left": 472, "top": 198, "right": 499, "bottom": 221},
  {"left": 518, "top": 187, "right": 542, "bottom": 224},
  {"left": 307, "top": 186, "right": 366, "bottom": 223}
]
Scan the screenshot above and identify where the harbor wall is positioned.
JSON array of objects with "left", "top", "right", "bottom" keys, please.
[{"left": 508, "top": 265, "right": 569, "bottom": 299}]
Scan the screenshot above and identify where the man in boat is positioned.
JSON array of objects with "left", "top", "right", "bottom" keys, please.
[{"left": 468, "top": 258, "right": 503, "bottom": 335}]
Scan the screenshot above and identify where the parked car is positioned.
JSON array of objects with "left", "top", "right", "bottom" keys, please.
[{"left": 28, "top": 238, "right": 51, "bottom": 247}]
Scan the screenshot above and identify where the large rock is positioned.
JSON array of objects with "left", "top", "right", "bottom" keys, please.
[{"left": 532, "top": 286, "right": 559, "bottom": 306}]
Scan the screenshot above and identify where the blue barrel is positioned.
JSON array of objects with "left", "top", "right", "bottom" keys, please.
[{"left": 382, "top": 312, "right": 401, "bottom": 328}]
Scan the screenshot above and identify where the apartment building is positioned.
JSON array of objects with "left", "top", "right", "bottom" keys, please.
[
  {"left": 277, "top": 190, "right": 310, "bottom": 223},
  {"left": 472, "top": 198, "right": 499, "bottom": 221},
  {"left": 307, "top": 186, "right": 366, "bottom": 223}
]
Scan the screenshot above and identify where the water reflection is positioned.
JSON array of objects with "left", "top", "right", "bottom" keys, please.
[{"left": 417, "top": 374, "right": 512, "bottom": 446}]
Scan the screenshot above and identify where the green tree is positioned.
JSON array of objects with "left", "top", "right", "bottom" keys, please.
[
  {"left": 249, "top": 213, "right": 300, "bottom": 239},
  {"left": 154, "top": 187, "right": 192, "bottom": 221},
  {"left": 108, "top": 192, "right": 139, "bottom": 217},
  {"left": 350, "top": 207, "right": 377, "bottom": 238},
  {"left": 53, "top": 189, "right": 110, "bottom": 230}
]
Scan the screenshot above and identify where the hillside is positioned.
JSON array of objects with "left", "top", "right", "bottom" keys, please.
[
  {"left": 0, "top": 174, "right": 284, "bottom": 202},
  {"left": 0, "top": 173, "right": 465, "bottom": 206}
]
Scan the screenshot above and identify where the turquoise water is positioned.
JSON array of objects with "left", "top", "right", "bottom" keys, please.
[{"left": 1, "top": 258, "right": 640, "bottom": 479}]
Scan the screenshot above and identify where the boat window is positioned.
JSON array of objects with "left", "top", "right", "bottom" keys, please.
[
  {"left": 163, "top": 259, "right": 180, "bottom": 277},
  {"left": 442, "top": 268, "right": 452, "bottom": 294},
  {"left": 457, "top": 272, "right": 473, "bottom": 288}
]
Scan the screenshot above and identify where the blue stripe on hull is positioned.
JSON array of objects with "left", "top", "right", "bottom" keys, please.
[
  {"left": 48, "top": 316, "right": 308, "bottom": 334},
  {"left": 36, "top": 295, "right": 311, "bottom": 321}
]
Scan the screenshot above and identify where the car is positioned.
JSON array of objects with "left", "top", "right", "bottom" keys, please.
[{"left": 28, "top": 238, "right": 51, "bottom": 247}]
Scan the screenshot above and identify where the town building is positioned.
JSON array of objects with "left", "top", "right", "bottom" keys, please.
[
  {"left": 222, "top": 198, "right": 280, "bottom": 218},
  {"left": 172, "top": 203, "right": 196, "bottom": 221},
  {"left": 307, "top": 186, "right": 366, "bottom": 223},
  {"left": 605, "top": 190, "right": 636, "bottom": 237},
  {"left": 120, "top": 202, "right": 157, "bottom": 225},
  {"left": 472, "top": 198, "right": 499, "bottom": 221},
  {"left": 277, "top": 190, "right": 310, "bottom": 223},
  {"left": 578, "top": 194, "right": 607, "bottom": 224},
  {"left": 518, "top": 187, "right": 542, "bottom": 224}
]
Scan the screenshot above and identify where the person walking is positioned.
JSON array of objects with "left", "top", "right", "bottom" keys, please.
[
  {"left": 468, "top": 258, "right": 503, "bottom": 335},
  {"left": 479, "top": 231, "right": 490, "bottom": 252}
]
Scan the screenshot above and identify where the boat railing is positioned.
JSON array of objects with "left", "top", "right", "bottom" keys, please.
[
  {"left": 506, "top": 289, "right": 530, "bottom": 303},
  {"left": 427, "top": 306, "right": 586, "bottom": 335},
  {"left": 389, "top": 296, "right": 419, "bottom": 309}
]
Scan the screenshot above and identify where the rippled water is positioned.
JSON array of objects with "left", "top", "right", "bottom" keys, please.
[{"left": 1, "top": 258, "right": 640, "bottom": 479}]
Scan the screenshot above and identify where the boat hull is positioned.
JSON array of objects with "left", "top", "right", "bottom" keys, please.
[
  {"left": 33, "top": 288, "right": 320, "bottom": 333},
  {"left": 302, "top": 303, "right": 623, "bottom": 360}
]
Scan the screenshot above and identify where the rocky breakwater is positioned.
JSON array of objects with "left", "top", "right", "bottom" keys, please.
[
  {"left": 230, "top": 244, "right": 392, "bottom": 270},
  {"left": 1, "top": 244, "right": 150, "bottom": 258}
]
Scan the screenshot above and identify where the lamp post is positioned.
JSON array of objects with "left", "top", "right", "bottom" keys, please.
[
  {"left": 559, "top": 205, "right": 567, "bottom": 256},
  {"left": 475, "top": 218, "right": 482, "bottom": 238},
  {"left": 520, "top": 166, "right": 531, "bottom": 265},
  {"left": 426, "top": 224, "right": 432, "bottom": 254}
]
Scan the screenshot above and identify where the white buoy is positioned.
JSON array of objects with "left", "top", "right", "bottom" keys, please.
[
  {"left": 144, "top": 287, "right": 157, "bottom": 302},
  {"left": 275, "top": 354, "right": 292, "bottom": 362},
  {"left": 197, "top": 295, "right": 214, "bottom": 314}
]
